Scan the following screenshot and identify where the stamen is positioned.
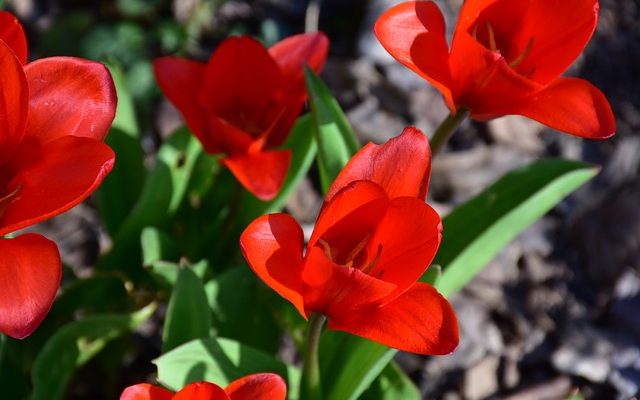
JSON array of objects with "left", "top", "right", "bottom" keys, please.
[
  {"left": 509, "top": 38, "right": 535, "bottom": 69},
  {"left": 360, "top": 244, "right": 383, "bottom": 275},
  {"left": 317, "top": 238, "right": 333, "bottom": 261},
  {"left": 343, "top": 231, "right": 372, "bottom": 266},
  {"left": 486, "top": 21, "right": 497, "bottom": 51},
  {"left": 0, "top": 185, "right": 21, "bottom": 217},
  {"left": 471, "top": 23, "right": 479, "bottom": 40}
]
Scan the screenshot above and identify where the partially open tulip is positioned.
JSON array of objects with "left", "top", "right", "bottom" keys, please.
[
  {"left": 120, "top": 373, "right": 287, "bottom": 400},
  {"left": 375, "top": 0, "right": 615, "bottom": 139},
  {"left": 154, "top": 33, "right": 329, "bottom": 200},
  {"left": 241, "top": 127, "right": 458, "bottom": 355},
  {"left": 0, "top": 11, "right": 116, "bottom": 339}
]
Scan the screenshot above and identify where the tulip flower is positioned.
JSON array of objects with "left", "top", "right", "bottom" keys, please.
[
  {"left": 375, "top": 0, "right": 615, "bottom": 139},
  {"left": 120, "top": 373, "right": 287, "bottom": 400},
  {"left": 154, "top": 33, "right": 329, "bottom": 200},
  {"left": 0, "top": 11, "right": 116, "bottom": 339},
  {"left": 241, "top": 127, "right": 458, "bottom": 355}
]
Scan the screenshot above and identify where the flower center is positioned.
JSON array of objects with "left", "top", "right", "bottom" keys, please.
[
  {"left": 317, "top": 233, "right": 383, "bottom": 274},
  {"left": 471, "top": 21, "right": 536, "bottom": 76},
  {"left": 0, "top": 184, "right": 21, "bottom": 218}
]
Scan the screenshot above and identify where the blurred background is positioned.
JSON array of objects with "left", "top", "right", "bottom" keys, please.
[{"left": 6, "top": 0, "right": 639, "bottom": 398}]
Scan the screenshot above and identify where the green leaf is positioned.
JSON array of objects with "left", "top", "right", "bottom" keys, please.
[
  {"left": 100, "top": 127, "right": 202, "bottom": 274},
  {"left": 155, "top": 337, "right": 300, "bottom": 399},
  {"left": 204, "top": 267, "right": 280, "bottom": 353},
  {"left": 146, "top": 259, "right": 207, "bottom": 288},
  {"left": 141, "top": 226, "right": 180, "bottom": 267},
  {"left": 361, "top": 362, "right": 420, "bottom": 400},
  {"left": 31, "top": 304, "right": 155, "bottom": 400},
  {"left": 94, "top": 63, "right": 145, "bottom": 235},
  {"left": 304, "top": 67, "right": 359, "bottom": 194},
  {"left": 107, "top": 62, "right": 139, "bottom": 136},
  {"left": 320, "top": 331, "right": 395, "bottom": 400},
  {"left": 428, "top": 158, "right": 599, "bottom": 297},
  {"left": 163, "top": 266, "right": 212, "bottom": 352}
]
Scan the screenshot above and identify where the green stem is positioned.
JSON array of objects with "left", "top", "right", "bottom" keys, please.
[
  {"left": 301, "top": 313, "right": 326, "bottom": 400},
  {"left": 429, "top": 107, "right": 470, "bottom": 155}
]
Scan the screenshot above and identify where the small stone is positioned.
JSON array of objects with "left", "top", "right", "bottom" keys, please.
[{"left": 463, "top": 355, "right": 500, "bottom": 400}]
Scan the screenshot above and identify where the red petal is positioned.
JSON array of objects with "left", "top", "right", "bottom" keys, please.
[
  {"left": 498, "top": 77, "right": 616, "bottom": 139},
  {"left": 328, "top": 283, "right": 459, "bottom": 355},
  {"left": 225, "top": 373, "right": 287, "bottom": 400},
  {"left": 205, "top": 115, "right": 256, "bottom": 155},
  {"left": 302, "top": 247, "right": 396, "bottom": 316},
  {"left": 267, "top": 32, "right": 329, "bottom": 146},
  {"left": 0, "top": 40, "right": 28, "bottom": 165},
  {"left": 326, "top": 127, "right": 431, "bottom": 201},
  {"left": 24, "top": 57, "right": 117, "bottom": 143},
  {"left": 0, "top": 137, "right": 114, "bottom": 236},
  {"left": 449, "top": 30, "right": 539, "bottom": 116},
  {"left": 375, "top": 1, "right": 453, "bottom": 106},
  {"left": 200, "top": 37, "right": 285, "bottom": 135},
  {"left": 367, "top": 197, "right": 442, "bottom": 301},
  {"left": 173, "top": 382, "right": 229, "bottom": 400},
  {"left": 465, "top": 0, "right": 598, "bottom": 84},
  {"left": 0, "top": 11, "right": 27, "bottom": 64},
  {"left": 153, "top": 57, "right": 208, "bottom": 146},
  {"left": 309, "top": 180, "right": 388, "bottom": 250},
  {"left": 0, "top": 234, "right": 61, "bottom": 339},
  {"left": 240, "top": 213, "right": 306, "bottom": 317},
  {"left": 221, "top": 149, "right": 291, "bottom": 201},
  {"left": 269, "top": 32, "right": 329, "bottom": 85},
  {"left": 119, "top": 384, "right": 174, "bottom": 400}
]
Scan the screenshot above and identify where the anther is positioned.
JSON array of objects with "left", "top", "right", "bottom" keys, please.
[
  {"left": 486, "top": 21, "right": 497, "bottom": 51},
  {"left": 0, "top": 185, "right": 21, "bottom": 217},
  {"left": 509, "top": 38, "right": 535, "bottom": 69}
]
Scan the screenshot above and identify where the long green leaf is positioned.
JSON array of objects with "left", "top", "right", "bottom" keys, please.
[
  {"left": 320, "top": 331, "right": 394, "bottom": 400},
  {"left": 94, "top": 63, "right": 145, "bottom": 235},
  {"left": 304, "top": 67, "right": 359, "bottom": 194},
  {"left": 362, "top": 362, "right": 420, "bottom": 400},
  {"left": 163, "top": 266, "right": 212, "bottom": 352},
  {"left": 428, "top": 158, "right": 598, "bottom": 297},
  {"left": 204, "top": 267, "right": 281, "bottom": 353},
  {"left": 155, "top": 338, "right": 300, "bottom": 399},
  {"left": 100, "top": 127, "right": 202, "bottom": 274},
  {"left": 31, "top": 305, "right": 155, "bottom": 400}
]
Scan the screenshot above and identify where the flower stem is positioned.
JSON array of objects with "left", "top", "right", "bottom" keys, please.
[
  {"left": 301, "top": 313, "right": 326, "bottom": 400},
  {"left": 429, "top": 107, "right": 470, "bottom": 155},
  {"left": 305, "top": 0, "right": 323, "bottom": 32}
]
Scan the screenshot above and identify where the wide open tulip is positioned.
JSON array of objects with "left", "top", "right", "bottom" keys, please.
[
  {"left": 0, "top": 11, "right": 116, "bottom": 339},
  {"left": 241, "top": 127, "right": 458, "bottom": 355},
  {"left": 120, "top": 373, "right": 287, "bottom": 400},
  {"left": 154, "top": 33, "right": 329, "bottom": 200},
  {"left": 375, "top": 0, "right": 615, "bottom": 139}
]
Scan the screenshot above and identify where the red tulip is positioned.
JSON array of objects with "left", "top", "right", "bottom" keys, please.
[
  {"left": 154, "top": 33, "right": 329, "bottom": 200},
  {"left": 0, "top": 12, "right": 116, "bottom": 339},
  {"left": 120, "top": 373, "right": 287, "bottom": 400},
  {"left": 375, "top": 0, "right": 615, "bottom": 139},
  {"left": 241, "top": 127, "right": 458, "bottom": 355}
]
